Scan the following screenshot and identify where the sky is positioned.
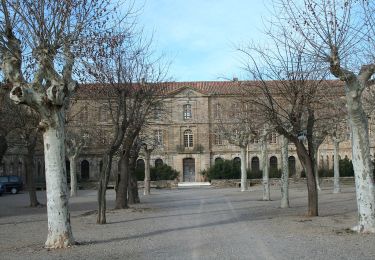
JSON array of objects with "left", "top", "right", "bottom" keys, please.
[{"left": 134, "top": 0, "right": 270, "bottom": 82}]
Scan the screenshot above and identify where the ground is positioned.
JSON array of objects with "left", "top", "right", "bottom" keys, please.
[{"left": 1, "top": 182, "right": 375, "bottom": 260}]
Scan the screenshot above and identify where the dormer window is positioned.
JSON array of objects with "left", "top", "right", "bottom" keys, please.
[{"left": 183, "top": 104, "right": 192, "bottom": 120}]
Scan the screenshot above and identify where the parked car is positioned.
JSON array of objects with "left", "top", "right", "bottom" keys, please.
[
  {"left": 0, "top": 183, "right": 4, "bottom": 195},
  {"left": 0, "top": 175, "right": 23, "bottom": 194}
]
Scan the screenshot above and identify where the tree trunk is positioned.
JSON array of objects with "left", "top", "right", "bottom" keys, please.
[
  {"left": 115, "top": 155, "right": 129, "bottom": 209},
  {"left": 280, "top": 135, "right": 289, "bottom": 208},
  {"left": 144, "top": 150, "right": 151, "bottom": 195},
  {"left": 314, "top": 160, "right": 321, "bottom": 191},
  {"left": 97, "top": 153, "right": 112, "bottom": 224},
  {"left": 346, "top": 84, "right": 375, "bottom": 233},
  {"left": 25, "top": 152, "right": 40, "bottom": 207},
  {"left": 0, "top": 134, "right": 7, "bottom": 164},
  {"left": 43, "top": 118, "right": 74, "bottom": 248},
  {"left": 128, "top": 156, "right": 140, "bottom": 204},
  {"left": 295, "top": 142, "right": 318, "bottom": 216},
  {"left": 240, "top": 146, "right": 248, "bottom": 191},
  {"left": 333, "top": 140, "right": 341, "bottom": 193},
  {"left": 261, "top": 136, "right": 270, "bottom": 201},
  {"left": 69, "top": 156, "right": 77, "bottom": 197}
]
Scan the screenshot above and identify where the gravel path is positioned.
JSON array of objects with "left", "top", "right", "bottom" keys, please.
[{"left": 1, "top": 183, "right": 375, "bottom": 259}]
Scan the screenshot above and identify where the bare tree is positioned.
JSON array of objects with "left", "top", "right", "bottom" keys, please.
[
  {"left": 85, "top": 24, "right": 168, "bottom": 223},
  {"left": 240, "top": 34, "right": 336, "bottom": 216},
  {"left": 0, "top": 0, "right": 122, "bottom": 248},
  {"left": 277, "top": 0, "right": 375, "bottom": 233},
  {"left": 0, "top": 85, "right": 41, "bottom": 207}
]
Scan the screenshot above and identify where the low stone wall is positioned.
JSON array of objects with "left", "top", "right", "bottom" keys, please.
[
  {"left": 137, "top": 180, "right": 178, "bottom": 189},
  {"left": 210, "top": 177, "right": 355, "bottom": 188}
]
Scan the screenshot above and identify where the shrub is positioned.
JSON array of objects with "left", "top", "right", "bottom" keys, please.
[
  {"left": 269, "top": 168, "right": 282, "bottom": 178},
  {"left": 150, "top": 164, "right": 179, "bottom": 181},
  {"left": 339, "top": 158, "right": 354, "bottom": 177},
  {"left": 135, "top": 167, "right": 145, "bottom": 181},
  {"left": 205, "top": 159, "right": 241, "bottom": 180},
  {"left": 247, "top": 169, "right": 262, "bottom": 179}
]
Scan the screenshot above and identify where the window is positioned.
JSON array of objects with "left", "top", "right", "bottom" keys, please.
[
  {"left": 155, "top": 158, "right": 163, "bottom": 167},
  {"left": 183, "top": 104, "right": 192, "bottom": 120},
  {"left": 214, "top": 130, "right": 223, "bottom": 145},
  {"left": 99, "top": 105, "right": 108, "bottom": 122},
  {"left": 214, "top": 103, "right": 222, "bottom": 119},
  {"left": 154, "top": 105, "right": 162, "bottom": 120},
  {"left": 154, "top": 130, "right": 163, "bottom": 146},
  {"left": 252, "top": 130, "right": 260, "bottom": 144},
  {"left": 270, "top": 156, "right": 278, "bottom": 170},
  {"left": 80, "top": 106, "right": 88, "bottom": 122},
  {"left": 184, "top": 129, "right": 194, "bottom": 148},
  {"left": 268, "top": 132, "right": 277, "bottom": 144}
]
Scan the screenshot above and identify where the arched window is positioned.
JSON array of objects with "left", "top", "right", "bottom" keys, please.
[
  {"left": 288, "top": 156, "right": 296, "bottom": 176},
  {"left": 155, "top": 159, "right": 163, "bottom": 167},
  {"left": 270, "top": 156, "right": 278, "bottom": 170},
  {"left": 184, "top": 129, "right": 194, "bottom": 148},
  {"left": 251, "top": 157, "right": 260, "bottom": 173},
  {"left": 136, "top": 159, "right": 145, "bottom": 176},
  {"left": 183, "top": 104, "right": 192, "bottom": 120},
  {"left": 81, "top": 160, "right": 90, "bottom": 180},
  {"left": 66, "top": 160, "right": 70, "bottom": 177},
  {"left": 215, "top": 157, "right": 223, "bottom": 164},
  {"left": 233, "top": 157, "right": 241, "bottom": 168}
]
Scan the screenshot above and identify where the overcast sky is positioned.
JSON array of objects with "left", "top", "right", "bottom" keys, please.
[{"left": 135, "top": 0, "right": 271, "bottom": 82}]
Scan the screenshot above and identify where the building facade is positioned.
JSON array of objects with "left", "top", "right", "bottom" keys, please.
[{"left": 1, "top": 81, "right": 360, "bottom": 182}]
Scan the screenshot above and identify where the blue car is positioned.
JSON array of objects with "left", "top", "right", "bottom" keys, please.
[{"left": 0, "top": 175, "right": 23, "bottom": 194}]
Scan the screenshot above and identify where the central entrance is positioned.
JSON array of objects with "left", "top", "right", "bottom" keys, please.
[{"left": 183, "top": 158, "right": 195, "bottom": 182}]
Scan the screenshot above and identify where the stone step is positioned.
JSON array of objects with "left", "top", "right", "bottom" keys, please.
[{"left": 178, "top": 182, "right": 211, "bottom": 187}]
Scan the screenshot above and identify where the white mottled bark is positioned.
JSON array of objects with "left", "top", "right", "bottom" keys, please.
[
  {"left": 240, "top": 146, "right": 248, "bottom": 191},
  {"left": 261, "top": 135, "right": 270, "bottom": 200},
  {"left": 346, "top": 82, "right": 375, "bottom": 233},
  {"left": 333, "top": 139, "right": 341, "bottom": 193},
  {"left": 280, "top": 135, "right": 289, "bottom": 208},
  {"left": 69, "top": 156, "right": 77, "bottom": 197},
  {"left": 44, "top": 116, "right": 74, "bottom": 248},
  {"left": 144, "top": 150, "right": 151, "bottom": 195}
]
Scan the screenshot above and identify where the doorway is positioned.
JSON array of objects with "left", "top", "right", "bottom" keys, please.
[{"left": 183, "top": 158, "right": 195, "bottom": 182}]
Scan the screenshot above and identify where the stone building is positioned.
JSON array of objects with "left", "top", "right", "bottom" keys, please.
[{"left": 1, "top": 81, "right": 362, "bottom": 182}]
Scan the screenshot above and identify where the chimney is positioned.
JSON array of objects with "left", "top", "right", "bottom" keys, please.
[{"left": 233, "top": 77, "right": 238, "bottom": 82}]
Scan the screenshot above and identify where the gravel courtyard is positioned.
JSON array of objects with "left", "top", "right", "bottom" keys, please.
[{"left": 1, "top": 182, "right": 375, "bottom": 260}]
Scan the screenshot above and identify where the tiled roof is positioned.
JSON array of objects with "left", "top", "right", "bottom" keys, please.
[{"left": 73, "top": 80, "right": 345, "bottom": 98}]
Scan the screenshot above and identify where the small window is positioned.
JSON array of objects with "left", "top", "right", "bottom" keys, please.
[
  {"left": 183, "top": 104, "right": 192, "bottom": 120},
  {"left": 268, "top": 132, "right": 277, "bottom": 144},
  {"left": 154, "top": 105, "right": 162, "bottom": 120},
  {"left": 214, "top": 130, "right": 223, "bottom": 145},
  {"left": 214, "top": 103, "right": 222, "bottom": 119},
  {"left": 80, "top": 106, "right": 88, "bottom": 122},
  {"left": 184, "top": 129, "right": 194, "bottom": 148},
  {"left": 99, "top": 105, "right": 108, "bottom": 122},
  {"left": 154, "top": 130, "right": 163, "bottom": 146}
]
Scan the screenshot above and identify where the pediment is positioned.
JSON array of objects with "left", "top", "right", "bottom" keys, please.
[{"left": 170, "top": 86, "right": 204, "bottom": 98}]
